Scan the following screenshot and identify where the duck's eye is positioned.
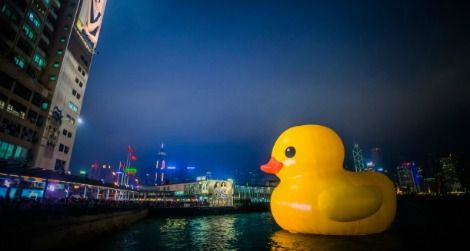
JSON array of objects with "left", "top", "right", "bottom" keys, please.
[{"left": 285, "top": 146, "right": 296, "bottom": 158}]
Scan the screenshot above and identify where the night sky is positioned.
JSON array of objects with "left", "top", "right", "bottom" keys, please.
[{"left": 71, "top": 0, "right": 470, "bottom": 182}]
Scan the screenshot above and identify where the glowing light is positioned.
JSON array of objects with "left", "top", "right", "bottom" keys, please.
[
  {"left": 48, "top": 184, "right": 55, "bottom": 191},
  {"left": 125, "top": 167, "right": 137, "bottom": 174},
  {"left": 79, "top": 170, "right": 86, "bottom": 175},
  {"left": 77, "top": 117, "right": 83, "bottom": 125},
  {"left": 167, "top": 166, "right": 176, "bottom": 170},
  {"left": 186, "top": 166, "right": 196, "bottom": 170}
]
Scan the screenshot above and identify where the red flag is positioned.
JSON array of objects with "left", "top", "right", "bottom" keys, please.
[
  {"left": 130, "top": 155, "right": 137, "bottom": 161},
  {"left": 91, "top": 162, "right": 98, "bottom": 168},
  {"left": 128, "top": 145, "right": 135, "bottom": 153}
]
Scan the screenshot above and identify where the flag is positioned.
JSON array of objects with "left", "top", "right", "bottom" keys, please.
[
  {"left": 128, "top": 145, "right": 135, "bottom": 153},
  {"left": 130, "top": 155, "right": 137, "bottom": 161}
]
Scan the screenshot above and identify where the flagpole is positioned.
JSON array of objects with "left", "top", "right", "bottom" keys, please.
[
  {"left": 126, "top": 145, "right": 130, "bottom": 186},
  {"left": 117, "top": 161, "right": 121, "bottom": 186}
]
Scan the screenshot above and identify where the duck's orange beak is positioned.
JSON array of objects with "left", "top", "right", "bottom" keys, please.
[{"left": 261, "top": 157, "right": 283, "bottom": 174}]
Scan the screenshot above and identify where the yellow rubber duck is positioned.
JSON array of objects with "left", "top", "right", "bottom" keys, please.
[{"left": 261, "top": 125, "right": 396, "bottom": 235}]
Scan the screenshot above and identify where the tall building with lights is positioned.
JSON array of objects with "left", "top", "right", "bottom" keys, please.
[
  {"left": 370, "top": 147, "right": 385, "bottom": 172},
  {"left": 439, "top": 154, "right": 462, "bottom": 193},
  {"left": 0, "top": 0, "right": 107, "bottom": 173},
  {"left": 396, "top": 162, "right": 422, "bottom": 193},
  {"left": 155, "top": 143, "right": 166, "bottom": 185},
  {"left": 352, "top": 143, "right": 365, "bottom": 172}
]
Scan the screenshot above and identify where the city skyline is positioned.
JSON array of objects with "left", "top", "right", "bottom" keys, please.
[{"left": 42, "top": 0, "right": 470, "bottom": 180}]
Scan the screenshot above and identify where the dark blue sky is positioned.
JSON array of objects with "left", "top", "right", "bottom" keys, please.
[{"left": 71, "top": 0, "right": 470, "bottom": 182}]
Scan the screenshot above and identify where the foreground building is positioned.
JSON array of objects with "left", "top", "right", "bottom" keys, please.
[{"left": 0, "top": 0, "right": 107, "bottom": 173}]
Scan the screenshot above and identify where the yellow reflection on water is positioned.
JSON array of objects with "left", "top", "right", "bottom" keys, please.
[{"left": 269, "top": 230, "right": 399, "bottom": 251}]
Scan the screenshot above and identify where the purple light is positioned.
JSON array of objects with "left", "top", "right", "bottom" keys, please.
[{"left": 47, "top": 184, "right": 55, "bottom": 192}]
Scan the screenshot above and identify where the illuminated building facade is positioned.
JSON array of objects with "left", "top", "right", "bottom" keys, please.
[
  {"left": 151, "top": 179, "right": 273, "bottom": 207},
  {"left": 155, "top": 179, "right": 234, "bottom": 207},
  {"left": 396, "top": 162, "right": 422, "bottom": 193},
  {"left": 439, "top": 154, "right": 462, "bottom": 193},
  {"left": 0, "top": 0, "right": 107, "bottom": 173},
  {"left": 352, "top": 143, "right": 365, "bottom": 172},
  {"left": 155, "top": 143, "right": 166, "bottom": 185}
]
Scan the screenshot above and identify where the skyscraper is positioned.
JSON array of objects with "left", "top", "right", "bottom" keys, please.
[
  {"left": 352, "top": 143, "right": 365, "bottom": 172},
  {"left": 0, "top": 0, "right": 107, "bottom": 173},
  {"left": 370, "top": 147, "right": 384, "bottom": 172},
  {"left": 439, "top": 154, "right": 462, "bottom": 193},
  {"left": 396, "top": 162, "right": 422, "bottom": 193},
  {"left": 155, "top": 143, "right": 166, "bottom": 185}
]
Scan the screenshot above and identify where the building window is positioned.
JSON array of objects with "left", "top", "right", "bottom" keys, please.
[
  {"left": 6, "top": 100, "right": 27, "bottom": 119},
  {"left": 64, "top": 25, "right": 69, "bottom": 31},
  {"left": 58, "top": 144, "right": 64, "bottom": 152},
  {"left": 1, "top": 3, "right": 19, "bottom": 24},
  {"left": 33, "top": 0, "right": 47, "bottom": 16},
  {"left": 33, "top": 53, "right": 46, "bottom": 69},
  {"left": 41, "top": 102, "right": 48, "bottom": 110},
  {"left": 13, "top": 56, "right": 25, "bottom": 69},
  {"left": 27, "top": 110, "right": 38, "bottom": 124},
  {"left": 57, "top": 49, "right": 64, "bottom": 55},
  {"left": 65, "top": 114, "right": 75, "bottom": 125},
  {"left": 32, "top": 93, "right": 48, "bottom": 110},
  {"left": 22, "top": 24, "right": 36, "bottom": 41},
  {"left": 13, "top": 83, "right": 32, "bottom": 101},
  {"left": 27, "top": 10, "right": 41, "bottom": 28},
  {"left": 76, "top": 93, "right": 81, "bottom": 100},
  {"left": 60, "top": 37, "right": 66, "bottom": 43},
  {"left": 54, "top": 159, "right": 66, "bottom": 172},
  {"left": 72, "top": 89, "right": 77, "bottom": 96},
  {"left": 49, "top": 75, "right": 56, "bottom": 81},
  {"left": 43, "top": 0, "right": 50, "bottom": 6},
  {"left": 53, "top": 62, "right": 60, "bottom": 68},
  {"left": 67, "top": 101, "right": 78, "bottom": 113},
  {"left": 64, "top": 146, "right": 69, "bottom": 154},
  {"left": 0, "top": 140, "right": 27, "bottom": 160},
  {"left": 78, "top": 65, "right": 81, "bottom": 72},
  {"left": 79, "top": 82, "right": 83, "bottom": 88},
  {"left": 62, "top": 129, "right": 67, "bottom": 136},
  {"left": 67, "top": 132, "right": 72, "bottom": 138}
]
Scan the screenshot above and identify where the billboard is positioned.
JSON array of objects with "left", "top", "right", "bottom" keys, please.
[{"left": 75, "top": 0, "right": 107, "bottom": 50}]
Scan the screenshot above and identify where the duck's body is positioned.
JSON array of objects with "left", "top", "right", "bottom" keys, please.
[{"left": 261, "top": 125, "right": 396, "bottom": 235}]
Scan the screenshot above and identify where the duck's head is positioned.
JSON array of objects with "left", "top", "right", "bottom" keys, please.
[{"left": 261, "top": 125, "right": 345, "bottom": 179}]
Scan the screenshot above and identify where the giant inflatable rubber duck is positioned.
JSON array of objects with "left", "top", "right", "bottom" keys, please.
[{"left": 261, "top": 125, "right": 396, "bottom": 235}]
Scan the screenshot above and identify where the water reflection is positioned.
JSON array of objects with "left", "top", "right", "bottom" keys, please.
[
  {"left": 89, "top": 213, "right": 407, "bottom": 250},
  {"left": 269, "top": 230, "right": 400, "bottom": 251},
  {"left": 189, "top": 217, "right": 237, "bottom": 250}
]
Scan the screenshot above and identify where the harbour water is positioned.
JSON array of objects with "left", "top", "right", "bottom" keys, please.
[{"left": 87, "top": 197, "right": 469, "bottom": 250}]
